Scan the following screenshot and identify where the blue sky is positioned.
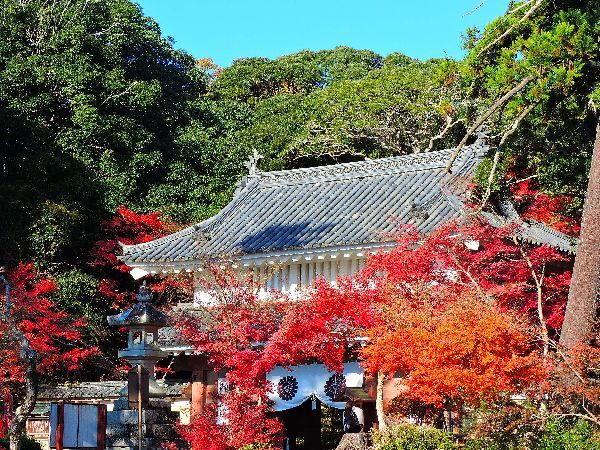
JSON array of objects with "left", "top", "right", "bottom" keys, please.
[{"left": 135, "top": 0, "right": 510, "bottom": 67}]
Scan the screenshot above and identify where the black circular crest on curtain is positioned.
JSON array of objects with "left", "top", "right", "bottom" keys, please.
[
  {"left": 277, "top": 375, "right": 298, "bottom": 401},
  {"left": 324, "top": 373, "right": 346, "bottom": 401}
]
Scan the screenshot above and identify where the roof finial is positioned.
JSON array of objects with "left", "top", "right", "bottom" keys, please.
[
  {"left": 475, "top": 127, "right": 489, "bottom": 147},
  {"left": 245, "top": 149, "right": 263, "bottom": 177},
  {"left": 137, "top": 281, "right": 152, "bottom": 304}
]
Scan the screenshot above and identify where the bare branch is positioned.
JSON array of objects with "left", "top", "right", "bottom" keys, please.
[
  {"left": 426, "top": 117, "right": 462, "bottom": 152},
  {"left": 501, "top": 103, "right": 536, "bottom": 147},
  {"left": 446, "top": 76, "right": 534, "bottom": 172},
  {"left": 476, "top": 149, "right": 501, "bottom": 211},
  {"left": 475, "top": 103, "right": 536, "bottom": 211},
  {"left": 558, "top": 412, "right": 600, "bottom": 427},
  {"left": 447, "top": 251, "right": 494, "bottom": 304},
  {"left": 582, "top": 402, "right": 600, "bottom": 424},
  {"left": 463, "top": 0, "right": 487, "bottom": 17},
  {"left": 101, "top": 81, "right": 139, "bottom": 106},
  {"left": 513, "top": 234, "right": 550, "bottom": 355},
  {"left": 552, "top": 344, "right": 587, "bottom": 384},
  {"left": 509, "top": 0, "right": 535, "bottom": 15},
  {"left": 508, "top": 174, "right": 538, "bottom": 185},
  {"left": 478, "top": 0, "right": 545, "bottom": 57}
]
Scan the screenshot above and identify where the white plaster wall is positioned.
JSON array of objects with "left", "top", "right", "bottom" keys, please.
[{"left": 193, "top": 257, "right": 366, "bottom": 306}]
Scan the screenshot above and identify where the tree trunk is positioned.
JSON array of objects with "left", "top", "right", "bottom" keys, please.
[
  {"left": 9, "top": 434, "right": 20, "bottom": 450},
  {"left": 375, "top": 371, "right": 387, "bottom": 431},
  {"left": 8, "top": 332, "right": 39, "bottom": 450},
  {"left": 560, "top": 120, "right": 600, "bottom": 350}
]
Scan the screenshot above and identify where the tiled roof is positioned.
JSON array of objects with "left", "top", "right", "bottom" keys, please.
[
  {"left": 121, "top": 143, "right": 489, "bottom": 264},
  {"left": 38, "top": 380, "right": 189, "bottom": 400},
  {"left": 482, "top": 199, "right": 577, "bottom": 254},
  {"left": 158, "top": 304, "right": 212, "bottom": 350}
]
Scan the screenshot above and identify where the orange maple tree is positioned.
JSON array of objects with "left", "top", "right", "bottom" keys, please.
[{"left": 361, "top": 291, "right": 547, "bottom": 407}]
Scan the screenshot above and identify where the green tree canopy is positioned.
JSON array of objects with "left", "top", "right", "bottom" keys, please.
[
  {"left": 0, "top": 0, "right": 206, "bottom": 264},
  {"left": 209, "top": 49, "right": 465, "bottom": 171}
]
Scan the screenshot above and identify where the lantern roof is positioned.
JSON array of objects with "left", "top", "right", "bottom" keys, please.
[{"left": 107, "top": 284, "right": 168, "bottom": 328}]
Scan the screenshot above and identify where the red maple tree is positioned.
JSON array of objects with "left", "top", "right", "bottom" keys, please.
[
  {"left": 0, "top": 263, "right": 97, "bottom": 449},
  {"left": 0, "top": 263, "right": 97, "bottom": 390},
  {"left": 365, "top": 220, "right": 571, "bottom": 342},
  {"left": 510, "top": 175, "right": 581, "bottom": 236},
  {"left": 178, "top": 267, "right": 286, "bottom": 450},
  {"left": 89, "top": 205, "right": 173, "bottom": 272},
  {"left": 262, "top": 275, "right": 377, "bottom": 374},
  {"left": 89, "top": 205, "right": 178, "bottom": 309},
  {"left": 177, "top": 264, "right": 377, "bottom": 449}
]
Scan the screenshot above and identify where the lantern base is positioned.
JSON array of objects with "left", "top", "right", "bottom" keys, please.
[{"left": 105, "top": 398, "right": 182, "bottom": 450}]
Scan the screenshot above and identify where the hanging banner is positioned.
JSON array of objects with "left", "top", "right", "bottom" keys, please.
[{"left": 266, "top": 362, "right": 364, "bottom": 411}]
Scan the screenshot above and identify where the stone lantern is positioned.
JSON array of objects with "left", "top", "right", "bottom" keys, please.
[
  {"left": 108, "top": 283, "right": 168, "bottom": 397},
  {"left": 105, "top": 284, "right": 182, "bottom": 450}
]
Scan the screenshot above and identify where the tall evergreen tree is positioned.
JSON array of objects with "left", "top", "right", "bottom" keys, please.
[
  {"left": 561, "top": 120, "right": 600, "bottom": 349},
  {"left": 0, "top": 0, "right": 206, "bottom": 266}
]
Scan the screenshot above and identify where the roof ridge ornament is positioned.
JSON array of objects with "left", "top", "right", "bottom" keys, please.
[
  {"left": 245, "top": 149, "right": 263, "bottom": 177},
  {"left": 475, "top": 128, "right": 489, "bottom": 146},
  {"left": 473, "top": 127, "right": 491, "bottom": 158}
]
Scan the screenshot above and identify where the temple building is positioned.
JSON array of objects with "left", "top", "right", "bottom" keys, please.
[
  {"left": 116, "top": 138, "right": 575, "bottom": 448},
  {"left": 120, "top": 137, "right": 574, "bottom": 298}
]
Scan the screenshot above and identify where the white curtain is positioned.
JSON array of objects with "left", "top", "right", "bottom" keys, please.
[{"left": 267, "top": 362, "right": 364, "bottom": 411}]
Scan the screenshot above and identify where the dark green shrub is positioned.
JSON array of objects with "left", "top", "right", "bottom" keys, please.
[
  {"left": 372, "top": 424, "right": 454, "bottom": 450},
  {"left": 238, "top": 444, "right": 274, "bottom": 450},
  {"left": 535, "top": 419, "right": 600, "bottom": 450},
  {"left": 0, "top": 436, "right": 43, "bottom": 450},
  {"left": 464, "top": 417, "right": 600, "bottom": 450},
  {"left": 463, "top": 438, "right": 507, "bottom": 450}
]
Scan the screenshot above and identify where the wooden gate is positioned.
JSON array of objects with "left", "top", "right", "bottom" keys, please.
[{"left": 49, "top": 403, "right": 106, "bottom": 450}]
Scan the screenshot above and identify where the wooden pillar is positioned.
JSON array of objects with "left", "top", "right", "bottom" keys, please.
[
  {"left": 206, "top": 371, "right": 219, "bottom": 404},
  {"left": 259, "top": 265, "right": 266, "bottom": 293},
  {"left": 339, "top": 259, "right": 350, "bottom": 277},
  {"left": 97, "top": 404, "right": 107, "bottom": 450},
  {"left": 330, "top": 259, "right": 338, "bottom": 284},
  {"left": 282, "top": 265, "right": 290, "bottom": 292},
  {"left": 316, "top": 261, "right": 323, "bottom": 278},
  {"left": 56, "top": 403, "right": 64, "bottom": 450},
  {"left": 273, "top": 267, "right": 281, "bottom": 290},
  {"left": 323, "top": 260, "right": 331, "bottom": 282},
  {"left": 302, "top": 262, "right": 309, "bottom": 288},
  {"left": 191, "top": 371, "right": 207, "bottom": 418},
  {"left": 351, "top": 259, "right": 359, "bottom": 275}
]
